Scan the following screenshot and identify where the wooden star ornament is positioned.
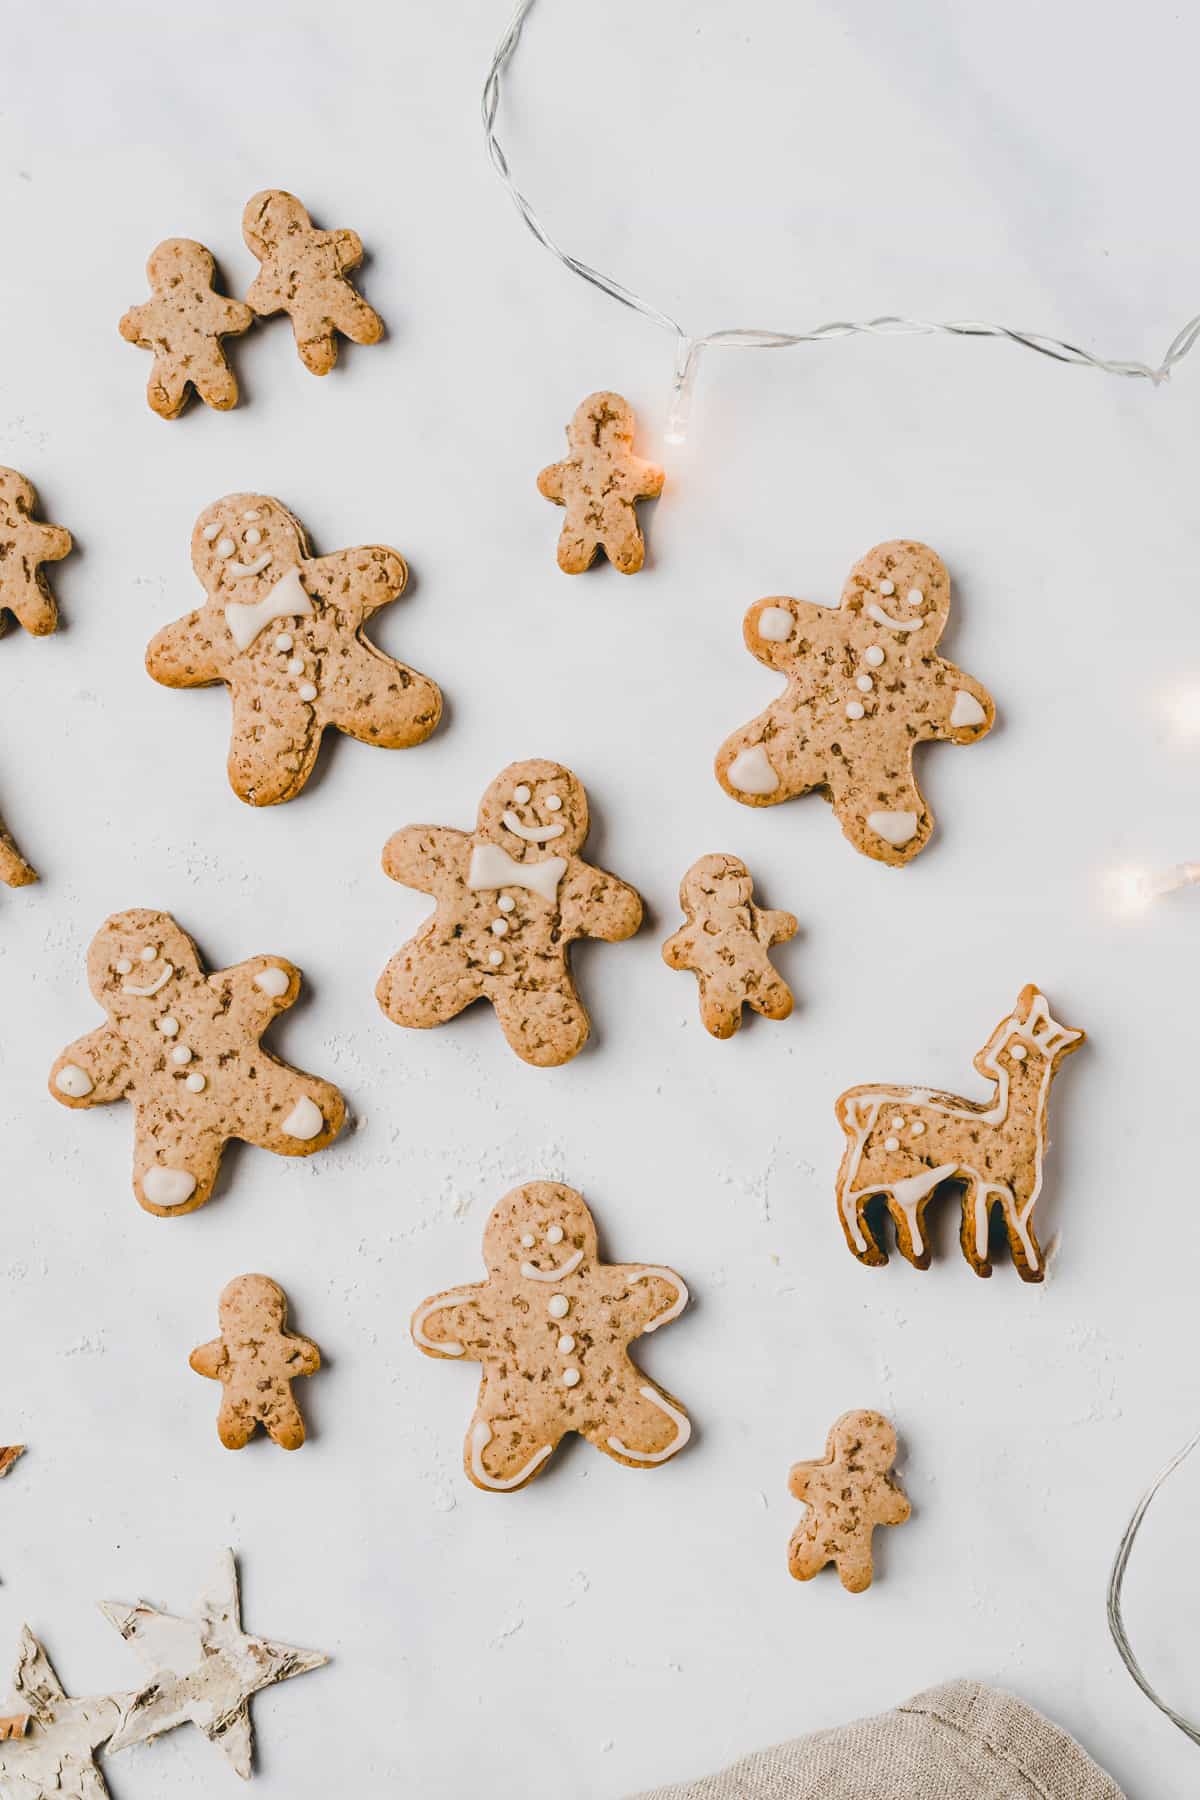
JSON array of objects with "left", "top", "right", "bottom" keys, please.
[{"left": 0, "top": 1626, "right": 127, "bottom": 1800}]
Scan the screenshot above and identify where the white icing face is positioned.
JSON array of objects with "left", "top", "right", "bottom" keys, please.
[
  {"left": 502, "top": 805, "right": 564, "bottom": 843},
  {"left": 119, "top": 947, "right": 175, "bottom": 998},
  {"left": 480, "top": 765, "right": 587, "bottom": 858},
  {"left": 512, "top": 1219, "right": 584, "bottom": 1282}
]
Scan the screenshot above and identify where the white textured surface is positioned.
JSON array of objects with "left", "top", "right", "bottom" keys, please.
[{"left": 2, "top": 2, "right": 1199, "bottom": 1795}]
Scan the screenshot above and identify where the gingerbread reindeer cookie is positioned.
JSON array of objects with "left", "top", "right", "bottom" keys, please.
[
  {"left": 377, "top": 760, "right": 643, "bottom": 1067},
  {"left": 120, "top": 239, "right": 255, "bottom": 418},
  {"left": 537, "top": 392, "right": 664, "bottom": 574},
  {"left": 413, "top": 1182, "right": 691, "bottom": 1492},
  {"left": 146, "top": 493, "right": 441, "bottom": 806},
  {"left": 663, "top": 853, "right": 796, "bottom": 1038},
  {"left": 49, "top": 909, "right": 345, "bottom": 1216},
  {"left": 835, "top": 985, "right": 1083, "bottom": 1281},
  {"left": 0, "top": 467, "right": 72, "bottom": 639},
  {"left": 787, "top": 1410, "right": 910, "bottom": 1593},
  {"left": 0, "top": 815, "right": 36, "bottom": 888},
  {"left": 715, "top": 541, "right": 995, "bottom": 866},
  {"left": 191, "top": 1275, "right": 320, "bottom": 1451},
  {"left": 242, "top": 189, "right": 384, "bottom": 375}
]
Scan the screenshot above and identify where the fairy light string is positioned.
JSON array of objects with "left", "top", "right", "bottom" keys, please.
[
  {"left": 483, "top": 0, "right": 1200, "bottom": 443},
  {"left": 1108, "top": 1429, "right": 1200, "bottom": 1749}
]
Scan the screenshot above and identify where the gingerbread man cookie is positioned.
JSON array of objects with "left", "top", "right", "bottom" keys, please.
[
  {"left": 663, "top": 853, "right": 797, "bottom": 1038},
  {"left": 413, "top": 1182, "right": 691, "bottom": 1492},
  {"left": 0, "top": 816, "right": 36, "bottom": 888},
  {"left": 377, "top": 760, "right": 642, "bottom": 1067},
  {"left": 49, "top": 909, "right": 345, "bottom": 1216},
  {"left": 537, "top": 392, "right": 664, "bottom": 574},
  {"left": 836, "top": 985, "right": 1083, "bottom": 1282},
  {"left": 787, "top": 1410, "right": 910, "bottom": 1592},
  {"left": 0, "top": 467, "right": 72, "bottom": 639},
  {"left": 242, "top": 189, "right": 383, "bottom": 375},
  {"left": 190, "top": 1275, "right": 320, "bottom": 1450},
  {"left": 146, "top": 493, "right": 441, "bottom": 806},
  {"left": 715, "top": 541, "right": 995, "bottom": 866},
  {"left": 119, "top": 239, "right": 255, "bottom": 419}
]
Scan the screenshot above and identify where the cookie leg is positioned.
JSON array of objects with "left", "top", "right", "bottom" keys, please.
[
  {"left": 747, "top": 967, "right": 794, "bottom": 1023},
  {"left": 715, "top": 712, "right": 812, "bottom": 809},
  {"left": 216, "top": 1391, "right": 260, "bottom": 1450},
  {"left": 331, "top": 289, "right": 384, "bottom": 348},
  {"left": 376, "top": 947, "right": 482, "bottom": 1030},
  {"left": 296, "top": 326, "right": 338, "bottom": 377},
  {"left": 133, "top": 1126, "right": 225, "bottom": 1218},
  {"left": 588, "top": 1376, "right": 691, "bottom": 1470},
  {"left": 963, "top": 1181, "right": 1044, "bottom": 1284},
  {"left": 465, "top": 1388, "right": 557, "bottom": 1493},
  {"left": 556, "top": 523, "right": 600, "bottom": 575},
  {"left": 146, "top": 364, "right": 192, "bottom": 421},
  {"left": 226, "top": 690, "right": 324, "bottom": 806},
  {"left": 696, "top": 972, "right": 746, "bottom": 1039},
  {"left": 191, "top": 350, "right": 239, "bottom": 414},
  {"left": 832, "top": 766, "right": 933, "bottom": 867},
  {"left": 7, "top": 574, "right": 58, "bottom": 637},
  {"left": 0, "top": 818, "right": 36, "bottom": 887},
  {"left": 262, "top": 1390, "right": 307, "bottom": 1451},
  {"left": 786, "top": 1519, "right": 833, "bottom": 1583},
  {"left": 600, "top": 503, "right": 646, "bottom": 576},
  {"left": 237, "top": 1066, "right": 345, "bottom": 1158},
  {"left": 329, "top": 641, "right": 442, "bottom": 750},
  {"left": 490, "top": 978, "right": 591, "bottom": 1068}
]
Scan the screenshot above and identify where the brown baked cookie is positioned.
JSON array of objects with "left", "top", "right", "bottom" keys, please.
[
  {"left": 836, "top": 984, "right": 1084, "bottom": 1281},
  {"left": 662, "top": 853, "right": 796, "bottom": 1038},
  {"left": 0, "top": 815, "right": 36, "bottom": 888},
  {"left": 537, "top": 392, "right": 664, "bottom": 574},
  {"left": 377, "top": 759, "right": 643, "bottom": 1067},
  {"left": 190, "top": 1274, "right": 320, "bottom": 1450},
  {"left": 145, "top": 493, "right": 441, "bottom": 806},
  {"left": 0, "top": 1447, "right": 24, "bottom": 1478},
  {"left": 715, "top": 541, "right": 994, "bottom": 866},
  {"left": 787, "top": 1409, "right": 910, "bottom": 1592},
  {"left": 119, "top": 239, "right": 255, "bottom": 419},
  {"left": 413, "top": 1181, "right": 691, "bottom": 1492},
  {"left": 49, "top": 908, "right": 345, "bottom": 1217},
  {"left": 242, "top": 189, "right": 383, "bottom": 375},
  {"left": 0, "top": 467, "right": 72, "bottom": 638}
]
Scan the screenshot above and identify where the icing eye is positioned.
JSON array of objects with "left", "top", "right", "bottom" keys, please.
[
  {"left": 907, "top": 588, "right": 924, "bottom": 607},
  {"left": 546, "top": 1224, "right": 564, "bottom": 1245},
  {"left": 140, "top": 945, "right": 157, "bottom": 963},
  {"left": 202, "top": 522, "right": 221, "bottom": 542},
  {"left": 521, "top": 1233, "right": 535, "bottom": 1248},
  {"left": 878, "top": 578, "right": 895, "bottom": 596},
  {"left": 1010, "top": 1043, "right": 1028, "bottom": 1061},
  {"left": 216, "top": 538, "right": 236, "bottom": 558},
  {"left": 545, "top": 794, "right": 562, "bottom": 812},
  {"left": 513, "top": 785, "right": 531, "bottom": 804},
  {"left": 244, "top": 528, "right": 262, "bottom": 546},
  {"left": 115, "top": 958, "right": 132, "bottom": 975}
]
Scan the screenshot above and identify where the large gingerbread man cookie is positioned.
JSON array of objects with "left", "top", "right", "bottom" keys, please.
[
  {"left": 715, "top": 541, "right": 995, "bottom": 866},
  {"left": 377, "top": 759, "right": 643, "bottom": 1067},
  {"left": 242, "top": 189, "right": 384, "bottom": 375},
  {"left": 146, "top": 493, "right": 442, "bottom": 806},
  {"left": 0, "top": 467, "right": 72, "bottom": 639},
  {"left": 537, "top": 392, "right": 664, "bottom": 574},
  {"left": 787, "top": 1410, "right": 910, "bottom": 1592},
  {"left": 835, "top": 985, "right": 1083, "bottom": 1281},
  {"left": 413, "top": 1182, "right": 691, "bottom": 1492},
  {"left": 49, "top": 909, "right": 345, "bottom": 1216},
  {"left": 120, "top": 239, "right": 255, "bottom": 419}
]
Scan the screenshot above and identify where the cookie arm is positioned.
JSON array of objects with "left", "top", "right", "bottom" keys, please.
[
  {"left": 209, "top": 957, "right": 302, "bottom": 1030},
  {"left": 615, "top": 1264, "right": 690, "bottom": 1337},
  {"left": 333, "top": 228, "right": 364, "bottom": 271},
  {"left": 661, "top": 922, "right": 700, "bottom": 971},
  {"left": 306, "top": 546, "right": 406, "bottom": 626},
  {"left": 536, "top": 461, "right": 567, "bottom": 504},
  {"left": 928, "top": 663, "right": 995, "bottom": 742},
  {"left": 189, "top": 1337, "right": 228, "bottom": 1380},
  {"left": 49, "top": 1027, "right": 131, "bottom": 1108},
  {"left": 289, "top": 1334, "right": 321, "bottom": 1376},
  {"left": 757, "top": 905, "right": 798, "bottom": 948},
  {"left": 146, "top": 609, "right": 226, "bottom": 686},
  {"left": 411, "top": 1286, "right": 488, "bottom": 1360},
  {"left": 381, "top": 825, "right": 468, "bottom": 898},
  {"left": 875, "top": 1480, "right": 911, "bottom": 1525},
  {"left": 787, "top": 1461, "right": 815, "bottom": 1503},
  {"left": 561, "top": 864, "right": 643, "bottom": 942},
  {"left": 632, "top": 455, "right": 665, "bottom": 499},
  {"left": 34, "top": 522, "right": 73, "bottom": 565}
]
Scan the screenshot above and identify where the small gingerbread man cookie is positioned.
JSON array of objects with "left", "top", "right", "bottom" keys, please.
[
  {"left": 146, "top": 493, "right": 442, "bottom": 806},
  {"left": 716, "top": 541, "right": 995, "bottom": 866},
  {"left": 49, "top": 908, "right": 345, "bottom": 1216},
  {"left": 787, "top": 1409, "right": 910, "bottom": 1592},
  {"left": 662, "top": 853, "right": 797, "bottom": 1038},
  {"left": 0, "top": 468, "right": 72, "bottom": 639},
  {"left": 377, "top": 759, "right": 642, "bottom": 1067},
  {"left": 242, "top": 189, "right": 384, "bottom": 375},
  {"left": 836, "top": 985, "right": 1083, "bottom": 1282},
  {"left": 537, "top": 392, "right": 664, "bottom": 574},
  {"left": 413, "top": 1181, "right": 691, "bottom": 1492},
  {"left": 190, "top": 1275, "right": 320, "bottom": 1451},
  {"left": 0, "top": 815, "right": 36, "bottom": 888},
  {"left": 120, "top": 239, "right": 255, "bottom": 419}
]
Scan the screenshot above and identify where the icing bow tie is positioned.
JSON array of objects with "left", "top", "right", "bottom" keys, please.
[
  {"left": 468, "top": 843, "right": 567, "bottom": 903},
  {"left": 224, "top": 565, "right": 313, "bottom": 652}
]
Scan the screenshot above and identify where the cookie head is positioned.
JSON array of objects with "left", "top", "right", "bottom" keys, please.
[
  {"left": 219, "top": 1273, "right": 285, "bottom": 1334},
  {"left": 681, "top": 853, "right": 753, "bottom": 912},
  {"left": 0, "top": 467, "right": 36, "bottom": 520},
  {"left": 243, "top": 188, "right": 311, "bottom": 258},
  {"left": 483, "top": 1182, "right": 598, "bottom": 1283},
  {"left": 86, "top": 908, "right": 199, "bottom": 1015},
  {"left": 477, "top": 760, "right": 588, "bottom": 857},
  {"left": 567, "top": 391, "right": 635, "bottom": 458},
  {"left": 191, "top": 495, "right": 306, "bottom": 602},
  {"left": 975, "top": 984, "right": 1084, "bottom": 1079},
  {"left": 843, "top": 542, "right": 950, "bottom": 649},
  {"left": 147, "top": 237, "right": 214, "bottom": 289},
  {"left": 830, "top": 1408, "right": 897, "bottom": 1472}
]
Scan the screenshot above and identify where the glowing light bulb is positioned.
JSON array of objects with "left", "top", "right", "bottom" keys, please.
[
  {"left": 665, "top": 337, "right": 699, "bottom": 446},
  {"left": 1106, "top": 862, "right": 1200, "bottom": 917},
  {"left": 1159, "top": 681, "right": 1200, "bottom": 741}
]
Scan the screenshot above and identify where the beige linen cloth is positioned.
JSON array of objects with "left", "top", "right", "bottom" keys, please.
[{"left": 630, "top": 1680, "right": 1124, "bottom": 1799}]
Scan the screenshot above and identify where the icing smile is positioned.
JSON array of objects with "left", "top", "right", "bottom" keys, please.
[
  {"left": 866, "top": 602, "right": 923, "bottom": 633},
  {"left": 502, "top": 812, "right": 565, "bottom": 843},
  {"left": 226, "top": 553, "right": 273, "bottom": 578},
  {"left": 520, "top": 1248, "right": 583, "bottom": 1281},
  {"left": 121, "top": 963, "right": 174, "bottom": 996}
]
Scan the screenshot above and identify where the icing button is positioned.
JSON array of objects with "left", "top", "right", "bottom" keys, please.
[
  {"left": 561, "top": 1367, "right": 581, "bottom": 1388},
  {"left": 884, "top": 1136, "right": 900, "bottom": 1152},
  {"left": 864, "top": 645, "right": 885, "bottom": 667},
  {"left": 845, "top": 701, "right": 865, "bottom": 720},
  {"left": 548, "top": 1295, "right": 569, "bottom": 1319}
]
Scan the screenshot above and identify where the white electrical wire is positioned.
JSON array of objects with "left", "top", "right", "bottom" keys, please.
[
  {"left": 1108, "top": 1428, "right": 1200, "bottom": 1748},
  {"left": 483, "top": 0, "right": 1200, "bottom": 440}
]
